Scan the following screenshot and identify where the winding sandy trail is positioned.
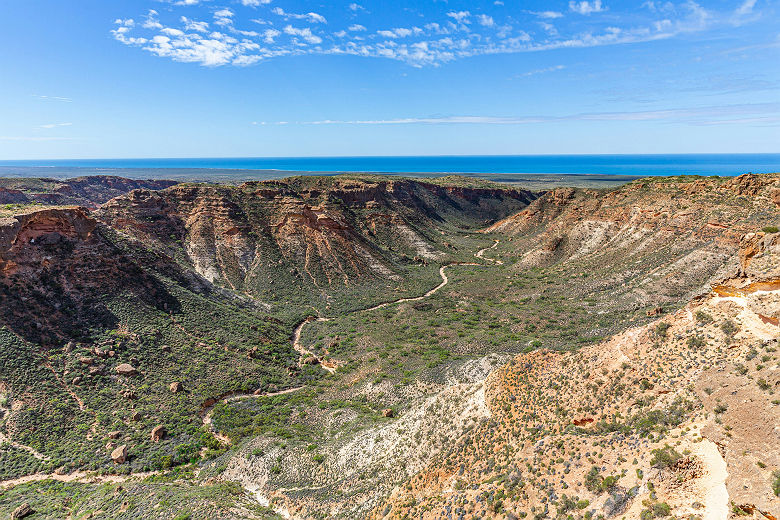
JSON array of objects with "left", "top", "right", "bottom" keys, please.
[
  {"left": 201, "top": 386, "right": 305, "bottom": 444},
  {"left": 0, "top": 469, "right": 160, "bottom": 490},
  {"left": 291, "top": 240, "right": 502, "bottom": 373},
  {"left": 696, "top": 438, "right": 729, "bottom": 520},
  {"left": 475, "top": 239, "right": 503, "bottom": 265},
  {"left": 0, "top": 432, "right": 50, "bottom": 462},
  {"left": 292, "top": 317, "right": 335, "bottom": 373}
]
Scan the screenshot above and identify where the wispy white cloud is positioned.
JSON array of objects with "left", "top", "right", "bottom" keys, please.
[
  {"left": 241, "top": 0, "right": 271, "bottom": 6},
  {"left": 477, "top": 15, "right": 495, "bottom": 27},
  {"left": 284, "top": 25, "right": 323, "bottom": 44},
  {"left": 214, "top": 8, "right": 234, "bottom": 26},
  {"left": 33, "top": 95, "right": 72, "bottom": 103},
  {"left": 518, "top": 64, "right": 566, "bottom": 77},
  {"left": 272, "top": 7, "right": 327, "bottom": 24},
  {"left": 446, "top": 11, "right": 471, "bottom": 23},
  {"left": 181, "top": 16, "right": 209, "bottom": 32},
  {"left": 528, "top": 10, "right": 564, "bottom": 19},
  {"left": 735, "top": 0, "right": 758, "bottom": 16},
  {"left": 39, "top": 122, "right": 73, "bottom": 129},
  {"left": 258, "top": 103, "right": 780, "bottom": 126},
  {"left": 569, "top": 0, "right": 606, "bottom": 15}
]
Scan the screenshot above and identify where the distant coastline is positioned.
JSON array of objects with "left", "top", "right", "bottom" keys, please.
[{"left": 0, "top": 153, "right": 778, "bottom": 178}]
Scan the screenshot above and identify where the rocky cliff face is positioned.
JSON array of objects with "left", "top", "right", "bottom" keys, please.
[
  {"left": 96, "top": 177, "right": 535, "bottom": 310},
  {"left": 0, "top": 208, "right": 182, "bottom": 345}
]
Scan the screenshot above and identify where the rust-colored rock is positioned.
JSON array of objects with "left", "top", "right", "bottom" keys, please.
[
  {"left": 646, "top": 307, "right": 664, "bottom": 316},
  {"left": 150, "top": 425, "right": 166, "bottom": 442},
  {"left": 115, "top": 363, "right": 137, "bottom": 376},
  {"left": 169, "top": 381, "right": 183, "bottom": 393},
  {"left": 111, "top": 444, "right": 127, "bottom": 464},
  {"left": 11, "top": 503, "right": 34, "bottom": 519}
]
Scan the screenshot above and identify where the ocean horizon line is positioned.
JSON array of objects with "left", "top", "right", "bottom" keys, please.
[{"left": 1, "top": 153, "right": 778, "bottom": 178}]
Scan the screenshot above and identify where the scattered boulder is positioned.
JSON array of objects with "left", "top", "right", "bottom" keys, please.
[
  {"left": 130, "top": 411, "right": 141, "bottom": 422},
  {"left": 573, "top": 417, "right": 594, "bottom": 427},
  {"left": 11, "top": 503, "right": 34, "bottom": 519},
  {"left": 303, "top": 355, "right": 320, "bottom": 365},
  {"left": 115, "top": 363, "right": 137, "bottom": 376},
  {"left": 111, "top": 444, "right": 127, "bottom": 464},
  {"left": 71, "top": 376, "right": 82, "bottom": 385},
  {"left": 382, "top": 408, "right": 394, "bottom": 418},
  {"left": 646, "top": 306, "right": 664, "bottom": 317},
  {"left": 120, "top": 390, "right": 137, "bottom": 400},
  {"left": 79, "top": 356, "right": 93, "bottom": 365},
  {"left": 160, "top": 344, "right": 171, "bottom": 352},
  {"left": 169, "top": 381, "right": 183, "bottom": 393},
  {"left": 150, "top": 425, "right": 166, "bottom": 442},
  {"left": 108, "top": 431, "right": 122, "bottom": 439}
]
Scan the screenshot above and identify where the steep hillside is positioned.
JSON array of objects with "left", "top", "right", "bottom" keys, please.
[
  {"left": 0, "top": 206, "right": 299, "bottom": 477},
  {"left": 489, "top": 174, "right": 780, "bottom": 310},
  {"left": 375, "top": 228, "right": 780, "bottom": 520},
  {"left": 96, "top": 175, "right": 534, "bottom": 316}
]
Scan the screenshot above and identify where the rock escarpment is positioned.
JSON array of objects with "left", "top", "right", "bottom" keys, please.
[{"left": 96, "top": 176, "right": 534, "bottom": 309}]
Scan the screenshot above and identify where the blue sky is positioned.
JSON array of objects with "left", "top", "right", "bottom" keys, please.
[{"left": 0, "top": 0, "right": 778, "bottom": 158}]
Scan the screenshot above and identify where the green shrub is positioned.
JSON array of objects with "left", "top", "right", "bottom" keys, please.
[
  {"left": 650, "top": 445, "right": 682, "bottom": 469},
  {"left": 720, "top": 319, "right": 738, "bottom": 338},
  {"left": 687, "top": 335, "right": 706, "bottom": 349},
  {"left": 655, "top": 322, "right": 671, "bottom": 338},
  {"left": 584, "top": 466, "right": 620, "bottom": 494},
  {"left": 762, "top": 226, "right": 779, "bottom": 233}
]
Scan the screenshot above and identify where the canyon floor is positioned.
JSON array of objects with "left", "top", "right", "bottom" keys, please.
[{"left": 0, "top": 173, "right": 778, "bottom": 520}]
